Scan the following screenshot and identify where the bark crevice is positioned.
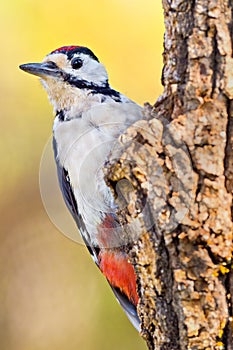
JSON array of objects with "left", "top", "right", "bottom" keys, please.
[{"left": 104, "top": 1, "right": 233, "bottom": 348}]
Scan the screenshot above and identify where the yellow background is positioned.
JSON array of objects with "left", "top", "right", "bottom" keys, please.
[{"left": 0, "top": 1, "right": 164, "bottom": 349}]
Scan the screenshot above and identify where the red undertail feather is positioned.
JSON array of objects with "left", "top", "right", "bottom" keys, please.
[{"left": 99, "top": 250, "right": 139, "bottom": 306}]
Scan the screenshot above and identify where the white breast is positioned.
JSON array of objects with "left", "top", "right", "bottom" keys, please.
[{"left": 53, "top": 101, "right": 143, "bottom": 246}]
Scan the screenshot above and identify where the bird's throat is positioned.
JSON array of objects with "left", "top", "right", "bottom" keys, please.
[{"left": 41, "top": 77, "right": 84, "bottom": 112}]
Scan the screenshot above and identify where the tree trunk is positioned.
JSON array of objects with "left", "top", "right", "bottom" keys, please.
[{"left": 105, "top": 1, "right": 233, "bottom": 349}]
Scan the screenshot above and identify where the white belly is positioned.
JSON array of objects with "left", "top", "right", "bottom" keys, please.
[{"left": 53, "top": 102, "right": 143, "bottom": 245}]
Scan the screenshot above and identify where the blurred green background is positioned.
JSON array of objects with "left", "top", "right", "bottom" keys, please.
[{"left": 0, "top": 1, "right": 163, "bottom": 349}]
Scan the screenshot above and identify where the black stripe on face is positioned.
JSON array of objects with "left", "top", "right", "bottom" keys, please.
[
  {"left": 56, "top": 110, "right": 65, "bottom": 121},
  {"left": 63, "top": 74, "right": 121, "bottom": 101}
]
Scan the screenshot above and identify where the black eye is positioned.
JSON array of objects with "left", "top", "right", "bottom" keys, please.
[{"left": 71, "top": 57, "right": 83, "bottom": 69}]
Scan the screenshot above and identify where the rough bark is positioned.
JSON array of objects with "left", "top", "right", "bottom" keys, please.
[{"left": 105, "top": 1, "right": 233, "bottom": 349}]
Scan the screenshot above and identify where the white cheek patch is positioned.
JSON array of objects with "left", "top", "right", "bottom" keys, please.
[{"left": 42, "top": 51, "right": 108, "bottom": 87}]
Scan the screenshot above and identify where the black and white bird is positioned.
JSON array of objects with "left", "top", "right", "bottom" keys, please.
[{"left": 20, "top": 45, "right": 143, "bottom": 331}]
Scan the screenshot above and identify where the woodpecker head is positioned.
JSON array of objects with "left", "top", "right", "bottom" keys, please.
[{"left": 20, "top": 46, "right": 109, "bottom": 111}]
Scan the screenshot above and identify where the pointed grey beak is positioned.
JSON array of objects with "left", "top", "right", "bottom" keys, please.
[{"left": 19, "top": 62, "right": 62, "bottom": 78}]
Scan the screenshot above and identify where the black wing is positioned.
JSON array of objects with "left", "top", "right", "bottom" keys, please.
[{"left": 53, "top": 137, "right": 98, "bottom": 262}]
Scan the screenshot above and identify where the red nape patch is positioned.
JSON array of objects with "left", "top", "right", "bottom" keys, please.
[
  {"left": 50, "top": 45, "right": 81, "bottom": 54},
  {"left": 99, "top": 250, "right": 139, "bottom": 306}
]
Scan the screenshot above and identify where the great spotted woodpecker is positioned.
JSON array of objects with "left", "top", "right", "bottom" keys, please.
[{"left": 20, "top": 46, "right": 143, "bottom": 331}]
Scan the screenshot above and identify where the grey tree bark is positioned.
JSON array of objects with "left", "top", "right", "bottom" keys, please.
[{"left": 105, "top": 1, "right": 233, "bottom": 349}]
